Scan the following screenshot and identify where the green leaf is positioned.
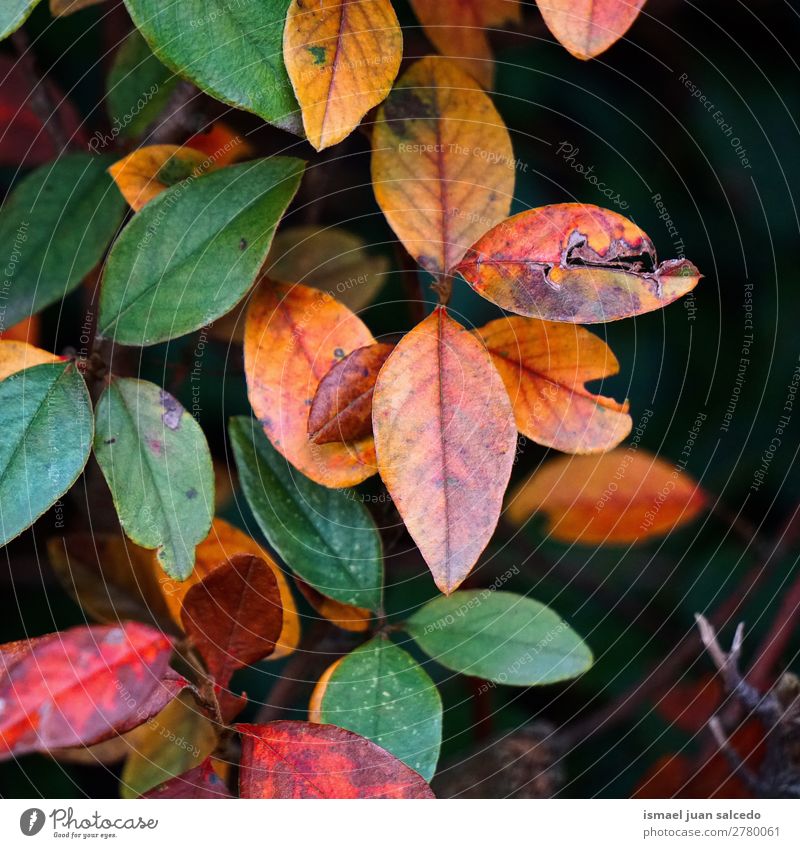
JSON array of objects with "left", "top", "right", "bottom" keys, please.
[
  {"left": 93, "top": 378, "right": 214, "bottom": 580},
  {"left": 0, "top": 362, "right": 93, "bottom": 546},
  {"left": 106, "top": 29, "right": 178, "bottom": 139},
  {"left": 0, "top": 153, "right": 125, "bottom": 326},
  {"left": 0, "top": 0, "right": 43, "bottom": 40},
  {"left": 123, "top": 0, "right": 300, "bottom": 133},
  {"left": 97, "top": 156, "right": 303, "bottom": 346},
  {"left": 314, "top": 636, "right": 441, "bottom": 780},
  {"left": 229, "top": 416, "right": 383, "bottom": 610},
  {"left": 406, "top": 591, "right": 593, "bottom": 686}
]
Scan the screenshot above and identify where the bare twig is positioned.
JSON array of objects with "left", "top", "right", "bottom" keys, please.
[{"left": 141, "top": 80, "right": 202, "bottom": 145}]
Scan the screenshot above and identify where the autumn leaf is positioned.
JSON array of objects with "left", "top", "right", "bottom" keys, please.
[
  {"left": 121, "top": 690, "right": 218, "bottom": 799},
  {"left": 475, "top": 316, "right": 631, "bottom": 453},
  {"left": 372, "top": 306, "right": 517, "bottom": 593},
  {"left": 536, "top": 0, "right": 646, "bottom": 60},
  {"left": 237, "top": 721, "right": 436, "bottom": 798},
  {"left": 0, "top": 623, "right": 177, "bottom": 758},
  {"left": 0, "top": 340, "right": 60, "bottom": 382},
  {"left": 50, "top": 0, "right": 107, "bottom": 14},
  {"left": 143, "top": 758, "right": 232, "bottom": 799},
  {"left": 284, "top": 0, "right": 402, "bottom": 150},
  {"left": 155, "top": 518, "right": 300, "bottom": 660},
  {"left": 93, "top": 379, "right": 215, "bottom": 580},
  {"left": 372, "top": 56, "right": 514, "bottom": 276},
  {"left": 456, "top": 203, "right": 701, "bottom": 322},
  {"left": 108, "top": 145, "right": 211, "bottom": 211},
  {"left": 506, "top": 448, "right": 709, "bottom": 544},
  {"left": 294, "top": 579, "right": 371, "bottom": 633},
  {"left": 409, "top": 0, "right": 521, "bottom": 88},
  {"left": 244, "top": 279, "right": 377, "bottom": 487},
  {"left": 308, "top": 342, "right": 394, "bottom": 444},
  {"left": 180, "top": 554, "right": 284, "bottom": 685},
  {"left": 184, "top": 122, "right": 254, "bottom": 166}
]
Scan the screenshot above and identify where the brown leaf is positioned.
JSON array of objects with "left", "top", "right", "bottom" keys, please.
[
  {"left": 372, "top": 306, "right": 517, "bottom": 593},
  {"left": 308, "top": 342, "right": 394, "bottom": 444},
  {"left": 456, "top": 203, "right": 701, "bottom": 322},
  {"left": 475, "top": 316, "right": 631, "bottom": 453},
  {"left": 237, "top": 721, "right": 435, "bottom": 798},
  {"left": 180, "top": 554, "right": 283, "bottom": 685},
  {"left": 506, "top": 448, "right": 708, "bottom": 544},
  {"left": 536, "top": 0, "right": 646, "bottom": 60},
  {"left": 409, "top": 0, "right": 521, "bottom": 88},
  {"left": 372, "top": 56, "right": 515, "bottom": 276},
  {"left": 244, "top": 279, "right": 377, "bottom": 487},
  {"left": 50, "top": 0, "right": 108, "bottom": 15},
  {"left": 284, "top": 0, "right": 402, "bottom": 150}
]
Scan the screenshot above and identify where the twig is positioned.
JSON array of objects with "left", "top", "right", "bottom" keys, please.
[
  {"left": 748, "top": 565, "right": 800, "bottom": 690},
  {"left": 141, "top": 80, "right": 202, "bottom": 145},
  {"left": 11, "top": 29, "right": 72, "bottom": 153},
  {"left": 395, "top": 244, "right": 426, "bottom": 325}
]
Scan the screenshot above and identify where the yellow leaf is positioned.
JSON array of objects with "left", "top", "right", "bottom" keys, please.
[
  {"left": 284, "top": 0, "right": 402, "bottom": 150},
  {"left": 0, "top": 341, "right": 61, "bottom": 382},
  {"left": 372, "top": 56, "right": 515, "bottom": 276}
]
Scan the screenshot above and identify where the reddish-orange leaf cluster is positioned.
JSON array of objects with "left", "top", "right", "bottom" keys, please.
[
  {"left": 143, "top": 758, "right": 233, "bottom": 799},
  {"left": 180, "top": 554, "right": 284, "bottom": 686},
  {"left": 0, "top": 623, "right": 180, "bottom": 758},
  {"left": 237, "top": 721, "right": 435, "bottom": 798}
]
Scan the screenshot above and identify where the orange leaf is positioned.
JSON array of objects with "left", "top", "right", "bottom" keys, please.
[
  {"left": 244, "top": 279, "right": 377, "bottom": 487},
  {"left": 0, "top": 314, "right": 40, "bottom": 344},
  {"left": 371, "top": 56, "right": 515, "bottom": 276},
  {"left": 0, "top": 341, "right": 61, "bottom": 382},
  {"left": 456, "top": 203, "right": 701, "bottom": 322},
  {"left": 373, "top": 306, "right": 516, "bottom": 593},
  {"left": 536, "top": 0, "right": 646, "bottom": 60},
  {"left": 185, "top": 122, "right": 254, "bottom": 166},
  {"left": 307, "top": 656, "right": 345, "bottom": 722},
  {"left": 295, "top": 579, "right": 371, "bottom": 633},
  {"left": 160, "top": 517, "right": 301, "bottom": 660},
  {"left": 506, "top": 448, "right": 708, "bottom": 544},
  {"left": 409, "top": 1, "right": 521, "bottom": 88},
  {"left": 284, "top": 0, "right": 402, "bottom": 150},
  {"left": 308, "top": 342, "right": 394, "bottom": 444},
  {"left": 475, "top": 316, "right": 631, "bottom": 453},
  {"left": 108, "top": 145, "right": 211, "bottom": 211}
]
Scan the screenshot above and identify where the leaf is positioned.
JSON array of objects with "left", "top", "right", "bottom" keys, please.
[
  {"left": 237, "top": 721, "right": 436, "bottom": 798},
  {"left": 294, "top": 579, "right": 371, "bottom": 632},
  {"left": 475, "top": 316, "right": 631, "bottom": 453},
  {"left": 93, "top": 378, "right": 214, "bottom": 580},
  {"left": 0, "top": 340, "right": 60, "bottom": 382},
  {"left": 180, "top": 554, "right": 283, "bottom": 684},
  {"left": 98, "top": 157, "right": 303, "bottom": 345},
  {"left": 0, "top": 623, "right": 176, "bottom": 758},
  {"left": 506, "top": 448, "right": 709, "bottom": 544},
  {"left": 308, "top": 342, "right": 393, "bottom": 444},
  {"left": 456, "top": 203, "right": 701, "bottom": 323},
  {"left": 50, "top": 0, "right": 107, "bottom": 14},
  {"left": 244, "top": 279, "right": 377, "bottom": 487},
  {"left": 160, "top": 517, "right": 301, "bottom": 660},
  {"left": 105, "top": 29, "right": 178, "bottom": 140},
  {"left": 536, "top": 0, "right": 646, "bottom": 60},
  {"left": 184, "top": 122, "right": 254, "bottom": 167},
  {"left": 0, "top": 0, "right": 42, "bottom": 40},
  {"left": 372, "top": 307, "right": 516, "bottom": 594},
  {"left": 123, "top": 0, "right": 301, "bottom": 133},
  {"left": 407, "top": 590, "right": 593, "bottom": 685},
  {"left": 309, "top": 635, "right": 442, "bottom": 780},
  {"left": 0, "top": 153, "right": 125, "bottom": 326},
  {"left": 409, "top": 0, "right": 521, "bottom": 88},
  {"left": 120, "top": 690, "right": 218, "bottom": 799},
  {"left": 229, "top": 416, "right": 383, "bottom": 609},
  {"left": 0, "top": 362, "right": 93, "bottom": 547},
  {"left": 371, "top": 56, "right": 514, "bottom": 276},
  {"left": 284, "top": 0, "right": 402, "bottom": 150},
  {"left": 108, "top": 145, "right": 212, "bottom": 212},
  {"left": 47, "top": 532, "right": 177, "bottom": 631},
  {"left": 143, "top": 758, "right": 233, "bottom": 798}
]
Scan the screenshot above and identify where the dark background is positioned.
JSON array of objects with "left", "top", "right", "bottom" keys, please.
[{"left": 1, "top": 0, "right": 798, "bottom": 797}]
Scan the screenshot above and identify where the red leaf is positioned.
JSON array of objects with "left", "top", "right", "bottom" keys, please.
[
  {"left": 142, "top": 758, "right": 233, "bottom": 799},
  {"left": 308, "top": 342, "right": 394, "bottom": 444},
  {"left": 0, "top": 623, "right": 174, "bottom": 759},
  {"left": 237, "top": 721, "right": 436, "bottom": 798},
  {"left": 180, "top": 554, "right": 283, "bottom": 685}
]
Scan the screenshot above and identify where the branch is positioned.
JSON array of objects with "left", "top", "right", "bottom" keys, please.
[
  {"left": 141, "top": 80, "right": 202, "bottom": 145},
  {"left": 748, "top": 566, "right": 800, "bottom": 690}
]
